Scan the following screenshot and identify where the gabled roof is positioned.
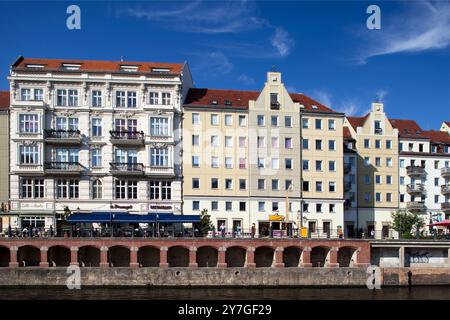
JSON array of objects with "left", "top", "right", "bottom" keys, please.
[
  {"left": 0, "top": 91, "right": 9, "bottom": 110},
  {"left": 389, "top": 119, "right": 424, "bottom": 138},
  {"left": 421, "top": 130, "right": 450, "bottom": 144},
  {"left": 11, "top": 57, "right": 183, "bottom": 75},
  {"left": 183, "top": 88, "right": 339, "bottom": 113},
  {"left": 346, "top": 115, "right": 369, "bottom": 130},
  {"left": 444, "top": 121, "right": 450, "bottom": 127},
  {"left": 343, "top": 127, "right": 353, "bottom": 140}
]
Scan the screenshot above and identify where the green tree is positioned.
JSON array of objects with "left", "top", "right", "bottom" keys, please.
[
  {"left": 391, "top": 209, "right": 424, "bottom": 239},
  {"left": 199, "top": 209, "right": 214, "bottom": 236}
]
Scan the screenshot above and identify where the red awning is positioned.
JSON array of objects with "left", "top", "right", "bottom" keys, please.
[{"left": 428, "top": 219, "right": 450, "bottom": 227}]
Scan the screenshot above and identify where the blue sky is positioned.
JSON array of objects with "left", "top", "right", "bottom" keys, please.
[{"left": 0, "top": 0, "right": 449, "bottom": 129}]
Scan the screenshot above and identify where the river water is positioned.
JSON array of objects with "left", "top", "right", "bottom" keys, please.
[{"left": 0, "top": 286, "right": 449, "bottom": 300}]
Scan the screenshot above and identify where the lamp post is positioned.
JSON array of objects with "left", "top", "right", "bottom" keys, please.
[{"left": 285, "top": 183, "right": 294, "bottom": 236}]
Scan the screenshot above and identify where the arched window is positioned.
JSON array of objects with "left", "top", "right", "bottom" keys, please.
[{"left": 92, "top": 179, "right": 102, "bottom": 199}]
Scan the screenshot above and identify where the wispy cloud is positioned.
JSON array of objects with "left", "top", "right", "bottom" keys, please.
[
  {"left": 237, "top": 74, "right": 255, "bottom": 85},
  {"left": 190, "top": 51, "right": 233, "bottom": 75},
  {"left": 310, "top": 90, "right": 332, "bottom": 108},
  {"left": 271, "top": 27, "right": 295, "bottom": 57},
  {"left": 356, "top": 1, "right": 450, "bottom": 63},
  {"left": 336, "top": 101, "right": 360, "bottom": 116},
  {"left": 375, "top": 89, "right": 388, "bottom": 102}
]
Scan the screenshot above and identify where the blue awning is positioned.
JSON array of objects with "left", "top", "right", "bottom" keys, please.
[
  {"left": 149, "top": 214, "right": 200, "bottom": 223},
  {"left": 67, "top": 211, "right": 127, "bottom": 223}
]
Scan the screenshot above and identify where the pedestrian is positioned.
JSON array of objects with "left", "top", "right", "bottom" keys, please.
[
  {"left": 22, "top": 227, "right": 28, "bottom": 237},
  {"left": 236, "top": 225, "right": 241, "bottom": 238},
  {"left": 370, "top": 229, "right": 375, "bottom": 239},
  {"left": 251, "top": 223, "right": 256, "bottom": 238},
  {"left": 220, "top": 223, "right": 225, "bottom": 238},
  {"left": 338, "top": 227, "right": 344, "bottom": 239}
]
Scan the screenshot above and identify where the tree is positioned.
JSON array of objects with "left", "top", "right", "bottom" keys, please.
[
  {"left": 199, "top": 209, "right": 214, "bottom": 236},
  {"left": 391, "top": 209, "right": 424, "bottom": 239}
]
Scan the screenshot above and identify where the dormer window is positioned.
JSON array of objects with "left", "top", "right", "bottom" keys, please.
[
  {"left": 224, "top": 100, "right": 232, "bottom": 106},
  {"left": 151, "top": 68, "right": 170, "bottom": 73},
  {"left": 299, "top": 104, "right": 305, "bottom": 109},
  {"left": 210, "top": 100, "right": 218, "bottom": 105},
  {"left": 26, "top": 64, "right": 45, "bottom": 69},
  {"left": 311, "top": 105, "right": 318, "bottom": 110},
  {"left": 120, "top": 65, "right": 139, "bottom": 72},
  {"left": 62, "top": 63, "right": 81, "bottom": 71}
]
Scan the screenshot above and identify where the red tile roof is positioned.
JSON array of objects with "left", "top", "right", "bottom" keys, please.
[
  {"left": 0, "top": 91, "right": 9, "bottom": 110},
  {"left": 444, "top": 121, "right": 450, "bottom": 127},
  {"left": 389, "top": 119, "right": 424, "bottom": 138},
  {"left": 343, "top": 127, "right": 353, "bottom": 139},
  {"left": 421, "top": 130, "right": 450, "bottom": 144},
  {"left": 346, "top": 115, "right": 369, "bottom": 130},
  {"left": 184, "top": 88, "right": 338, "bottom": 113},
  {"left": 11, "top": 57, "right": 183, "bottom": 75}
]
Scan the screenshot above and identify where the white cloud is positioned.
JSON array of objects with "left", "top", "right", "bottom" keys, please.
[
  {"left": 358, "top": 1, "right": 450, "bottom": 63},
  {"left": 310, "top": 90, "right": 332, "bottom": 108},
  {"left": 191, "top": 51, "right": 233, "bottom": 75},
  {"left": 237, "top": 74, "right": 255, "bottom": 85},
  {"left": 375, "top": 89, "right": 388, "bottom": 102},
  {"left": 270, "top": 27, "right": 295, "bottom": 57},
  {"left": 336, "top": 102, "right": 359, "bottom": 116}
]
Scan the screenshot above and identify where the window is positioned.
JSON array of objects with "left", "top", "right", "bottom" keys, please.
[
  {"left": 316, "top": 204, "right": 322, "bottom": 213},
  {"left": 271, "top": 116, "right": 278, "bottom": 127},
  {"left": 211, "top": 201, "right": 218, "bottom": 211},
  {"left": 258, "top": 202, "right": 265, "bottom": 212},
  {"left": 211, "top": 178, "right": 219, "bottom": 189},
  {"left": 149, "top": 92, "right": 159, "bottom": 105},
  {"left": 374, "top": 120, "right": 382, "bottom": 134},
  {"left": 272, "top": 202, "right": 279, "bottom": 211},
  {"left": 239, "top": 158, "right": 246, "bottom": 169},
  {"left": 375, "top": 175, "right": 382, "bottom": 184},
  {"left": 19, "top": 145, "right": 39, "bottom": 164},
  {"left": 257, "top": 158, "right": 265, "bottom": 168},
  {"left": 315, "top": 140, "right": 322, "bottom": 150},
  {"left": 329, "top": 181, "right": 336, "bottom": 192},
  {"left": 316, "top": 160, "right": 323, "bottom": 171},
  {"left": 285, "top": 116, "right": 292, "bottom": 127},
  {"left": 192, "top": 113, "right": 200, "bottom": 125},
  {"left": 285, "top": 158, "right": 293, "bottom": 169},
  {"left": 224, "top": 114, "right": 232, "bottom": 126},
  {"left": 238, "top": 115, "right": 246, "bottom": 126},
  {"left": 21, "top": 88, "right": 31, "bottom": 101},
  {"left": 328, "top": 119, "right": 335, "bottom": 130},
  {"left": 315, "top": 119, "right": 322, "bottom": 129},
  {"left": 92, "top": 179, "right": 102, "bottom": 199},
  {"left": 57, "top": 89, "right": 78, "bottom": 106},
  {"left": 434, "top": 160, "right": 439, "bottom": 169},
  {"left": 92, "top": 118, "right": 102, "bottom": 136},
  {"left": 271, "top": 137, "right": 279, "bottom": 148},
  {"left": 386, "top": 175, "right": 392, "bottom": 185},
  {"left": 239, "top": 137, "right": 246, "bottom": 148},
  {"left": 329, "top": 204, "right": 335, "bottom": 213},
  {"left": 386, "top": 140, "right": 392, "bottom": 149},
  {"left": 161, "top": 92, "right": 171, "bottom": 105},
  {"left": 225, "top": 157, "right": 233, "bottom": 169},
  {"left": 303, "top": 202, "right": 309, "bottom": 212},
  {"left": 192, "top": 135, "right": 199, "bottom": 146},
  {"left": 316, "top": 181, "right": 323, "bottom": 192},
  {"left": 302, "top": 139, "right": 309, "bottom": 150},
  {"left": 225, "top": 179, "right": 233, "bottom": 190},
  {"left": 364, "top": 193, "right": 371, "bottom": 202},
  {"left": 193, "top": 201, "right": 200, "bottom": 210},
  {"left": 192, "top": 156, "right": 200, "bottom": 168},
  {"left": 272, "top": 179, "right": 279, "bottom": 190},
  {"left": 91, "top": 148, "right": 102, "bottom": 167},
  {"left": 258, "top": 179, "right": 265, "bottom": 190},
  {"left": 211, "top": 114, "right": 219, "bottom": 125},
  {"left": 364, "top": 175, "right": 371, "bottom": 185},
  {"left": 386, "top": 157, "right": 393, "bottom": 167},
  {"left": 400, "top": 176, "right": 405, "bottom": 185},
  {"left": 225, "top": 136, "right": 233, "bottom": 148},
  {"left": 435, "top": 195, "right": 439, "bottom": 204},
  {"left": 150, "top": 148, "right": 169, "bottom": 167},
  {"left": 302, "top": 118, "right": 309, "bottom": 129},
  {"left": 375, "top": 157, "right": 381, "bottom": 167},
  {"left": 150, "top": 117, "right": 169, "bottom": 136},
  {"left": 375, "top": 139, "right": 381, "bottom": 149},
  {"left": 211, "top": 136, "right": 219, "bottom": 147},
  {"left": 20, "top": 178, "right": 44, "bottom": 199},
  {"left": 285, "top": 138, "right": 293, "bottom": 149},
  {"left": 329, "top": 161, "right": 336, "bottom": 171},
  {"left": 19, "top": 114, "right": 39, "bottom": 133},
  {"left": 57, "top": 179, "right": 79, "bottom": 199},
  {"left": 211, "top": 156, "right": 219, "bottom": 168},
  {"left": 376, "top": 193, "right": 382, "bottom": 202},
  {"left": 302, "top": 160, "right": 309, "bottom": 171},
  {"left": 328, "top": 140, "right": 336, "bottom": 151},
  {"left": 285, "top": 180, "right": 292, "bottom": 191},
  {"left": 257, "top": 115, "right": 265, "bottom": 126},
  {"left": 92, "top": 90, "right": 102, "bottom": 107},
  {"left": 364, "top": 139, "right": 370, "bottom": 148},
  {"left": 257, "top": 136, "right": 265, "bottom": 148},
  {"left": 270, "top": 93, "right": 279, "bottom": 107},
  {"left": 435, "top": 178, "right": 439, "bottom": 186},
  {"left": 239, "top": 179, "right": 246, "bottom": 190},
  {"left": 225, "top": 202, "right": 232, "bottom": 211},
  {"left": 272, "top": 158, "right": 279, "bottom": 170},
  {"left": 400, "top": 159, "right": 405, "bottom": 168},
  {"left": 302, "top": 181, "right": 310, "bottom": 192},
  {"left": 192, "top": 178, "right": 200, "bottom": 189},
  {"left": 55, "top": 148, "right": 79, "bottom": 163}
]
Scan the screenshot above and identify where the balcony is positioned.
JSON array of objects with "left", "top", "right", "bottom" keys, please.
[
  {"left": 406, "top": 201, "right": 426, "bottom": 212},
  {"left": 441, "top": 185, "right": 450, "bottom": 195},
  {"left": 270, "top": 102, "right": 280, "bottom": 110},
  {"left": 441, "top": 167, "right": 450, "bottom": 178},
  {"left": 406, "top": 183, "right": 425, "bottom": 195},
  {"left": 44, "top": 129, "right": 82, "bottom": 145},
  {"left": 145, "top": 166, "right": 175, "bottom": 177},
  {"left": 441, "top": 202, "right": 450, "bottom": 212},
  {"left": 44, "top": 161, "right": 83, "bottom": 175},
  {"left": 406, "top": 166, "right": 425, "bottom": 177},
  {"left": 110, "top": 131, "right": 144, "bottom": 147},
  {"left": 110, "top": 162, "right": 144, "bottom": 176},
  {"left": 344, "top": 163, "right": 352, "bottom": 174},
  {"left": 374, "top": 128, "right": 383, "bottom": 135},
  {"left": 344, "top": 181, "right": 352, "bottom": 192}
]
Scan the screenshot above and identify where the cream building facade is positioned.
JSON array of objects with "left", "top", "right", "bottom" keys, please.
[{"left": 0, "top": 91, "right": 10, "bottom": 232}]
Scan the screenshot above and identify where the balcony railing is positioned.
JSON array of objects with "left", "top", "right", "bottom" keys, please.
[
  {"left": 110, "top": 162, "right": 144, "bottom": 175},
  {"left": 441, "top": 167, "right": 450, "bottom": 178},
  {"left": 374, "top": 128, "right": 383, "bottom": 135},
  {"left": 146, "top": 166, "right": 175, "bottom": 176},
  {"left": 344, "top": 163, "right": 352, "bottom": 174},
  {"left": 441, "top": 185, "right": 450, "bottom": 195},
  {"left": 109, "top": 131, "right": 144, "bottom": 146},
  {"left": 441, "top": 202, "right": 450, "bottom": 212},
  {"left": 406, "top": 201, "right": 426, "bottom": 212},
  {"left": 44, "top": 161, "right": 83, "bottom": 175},
  {"left": 406, "top": 183, "right": 425, "bottom": 194},
  {"left": 270, "top": 102, "right": 280, "bottom": 110},
  {"left": 44, "top": 129, "right": 82, "bottom": 144},
  {"left": 406, "top": 165, "right": 426, "bottom": 176}
]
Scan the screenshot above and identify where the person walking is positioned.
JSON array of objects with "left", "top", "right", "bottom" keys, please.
[
  {"left": 220, "top": 223, "right": 225, "bottom": 238},
  {"left": 251, "top": 223, "right": 256, "bottom": 238}
]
